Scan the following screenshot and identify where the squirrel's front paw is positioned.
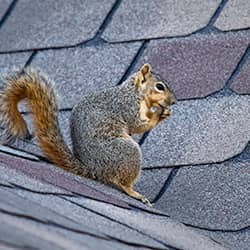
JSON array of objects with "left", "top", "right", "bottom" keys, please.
[{"left": 160, "top": 108, "right": 171, "bottom": 119}]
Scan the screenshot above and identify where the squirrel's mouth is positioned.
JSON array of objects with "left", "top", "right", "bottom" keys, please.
[
  {"left": 159, "top": 104, "right": 171, "bottom": 116},
  {"left": 159, "top": 103, "right": 170, "bottom": 111}
]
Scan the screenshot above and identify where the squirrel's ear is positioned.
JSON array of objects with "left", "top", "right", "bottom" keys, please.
[
  {"left": 135, "top": 63, "right": 152, "bottom": 88},
  {"left": 140, "top": 63, "right": 151, "bottom": 78}
]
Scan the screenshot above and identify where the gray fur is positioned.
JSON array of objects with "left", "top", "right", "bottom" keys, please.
[{"left": 71, "top": 76, "right": 143, "bottom": 185}]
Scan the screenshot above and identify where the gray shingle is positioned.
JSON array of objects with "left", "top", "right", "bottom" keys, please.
[
  {"left": 68, "top": 197, "right": 227, "bottom": 250},
  {"left": 0, "top": 188, "right": 104, "bottom": 239},
  {"left": 0, "top": 0, "right": 12, "bottom": 21},
  {"left": 141, "top": 94, "right": 250, "bottom": 168},
  {"left": 0, "top": 0, "right": 116, "bottom": 51},
  {"left": 0, "top": 145, "right": 39, "bottom": 161},
  {"left": 30, "top": 43, "right": 141, "bottom": 109},
  {"left": 1, "top": 212, "right": 150, "bottom": 250},
  {"left": 0, "top": 52, "right": 31, "bottom": 76},
  {"left": 102, "top": 0, "right": 221, "bottom": 42},
  {"left": 135, "top": 168, "right": 173, "bottom": 202},
  {"left": 214, "top": 0, "right": 250, "bottom": 31},
  {"left": 0, "top": 165, "right": 71, "bottom": 194},
  {"left": 194, "top": 229, "right": 250, "bottom": 250},
  {"left": 0, "top": 152, "right": 130, "bottom": 208},
  {"left": 154, "top": 159, "right": 250, "bottom": 230},
  {"left": 0, "top": 219, "right": 67, "bottom": 250},
  {"left": 6, "top": 188, "right": 166, "bottom": 249},
  {"left": 230, "top": 56, "right": 250, "bottom": 94}
]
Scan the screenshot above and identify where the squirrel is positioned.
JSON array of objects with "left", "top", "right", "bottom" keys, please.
[{"left": 0, "top": 64, "right": 175, "bottom": 206}]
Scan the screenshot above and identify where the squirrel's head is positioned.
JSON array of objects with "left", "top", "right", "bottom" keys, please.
[{"left": 134, "top": 63, "right": 176, "bottom": 113}]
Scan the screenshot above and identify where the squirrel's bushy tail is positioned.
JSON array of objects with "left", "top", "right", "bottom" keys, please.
[{"left": 0, "top": 68, "right": 92, "bottom": 177}]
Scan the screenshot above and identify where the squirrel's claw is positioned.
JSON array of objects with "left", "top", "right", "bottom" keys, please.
[
  {"left": 141, "top": 196, "right": 153, "bottom": 207},
  {"left": 119, "top": 185, "right": 153, "bottom": 207}
]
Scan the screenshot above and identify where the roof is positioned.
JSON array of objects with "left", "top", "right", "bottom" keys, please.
[{"left": 0, "top": 0, "right": 249, "bottom": 249}]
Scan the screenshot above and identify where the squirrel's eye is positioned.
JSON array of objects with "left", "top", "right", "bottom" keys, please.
[{"left": 155, "top": 83, "right": 165, "bottom": 91}]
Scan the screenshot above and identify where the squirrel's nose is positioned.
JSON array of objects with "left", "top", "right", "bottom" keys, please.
[
  {"left": 169, "top": 96, "right": 176, "bottom": 105},
  {"left": 170, "top": 99, "right": 176, "bottom": 105}
]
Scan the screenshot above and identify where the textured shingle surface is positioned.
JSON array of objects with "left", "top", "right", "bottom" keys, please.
[
  {"left": 196, "top": 229, "right": 250, "bottom": 250},
  {"left": 0, "top": 52, "right": 31, "bottom": 75},
  {"left": 230, "top": 55, "right": 250, "bottom": 94},
  {"left": 0, "top": 155, "right": 226, "bottom": 249},
  {"left": 0, "top": 0, "right": 12, "bottom": 21},
  {"left": 102, "top": 0, "right": 221, "bottom": 42},
  {"left": 135, "top": 168, "right": 173, "bottom": 202},
  {"left": 141, "top": 94, "right": 250, "bottom": 168},
  {"left": 1, "top": 212, "right": 150, "bottom": 250},
  {"left": 30, "top": 43, "right": 141, "bottom": 109},
  {"left": 214, "top": 0, "right": 250, "bottom": 31},
  {"left": 154, "top": 159, "right": 250, "bottom": 229},
  {"left": 69, "top": 197, "right": 227, "bottom": 250},
  {"left": 0, "top": 0, "right": 115, "bottom": 52}
]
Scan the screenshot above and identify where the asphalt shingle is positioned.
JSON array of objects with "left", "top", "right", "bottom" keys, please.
[
  {"left": 0, "top": 0, "right": 12, "bottom": 21},
  {"left": 1, "top": 189, "right": 148, "bottom": 249},
  {"left": 68, "top": 197, "right": 227, "bottom": 250},
  {"left": 195, "top": 229, "right": 250, "bottom": 250},
  {"left": 214, "top": 0, "right": 250, "bottom": 31},
  {"left": 141, "top": 94, "right": 250, "bottom": 168},
  {"left": 154, "top": 159, "right": 250, "bottom": 230},
  {"left": 30, "top": 43, "right": 142, "bottom": 109},
  {"left": 1, "top": 218, "right": 69, "bottom": 250},
  {"left": 5, "top": 188, "right": 166, "bottom": 249},
  {"left": 1, "top": 213, "right": 148, "bottom": 250},
  {"left": 0, "top": 149, "right": 170, "bottom": 212},
  {"left": 0, "top": 188, "right": 103, "bottom": 238},
  {"left": 0, "top": 165, "right": 72, "bottom": 194},
  {"left": 102, "top": 0, "right": 221, "bottom": 42},
  {"left": 230, "top": 56, "right": 250, "bottom": 94},
  {"left": 0, "top": 52, "right": 31, "bottom": 76},
  {"left": 0, "top": 152, "right": 130, "bottom": 209},
  {"left": 0, "top": 145, "right": 39, "bottom": 161},
  {"left": 136, "top": 31, "right": 250, "bottom": 100},
  {"left": 135, "top": 168, "right": 172, "bottom": 202},
  {"left": 0, "top": 0, "right": 116, "bottom": 51}
]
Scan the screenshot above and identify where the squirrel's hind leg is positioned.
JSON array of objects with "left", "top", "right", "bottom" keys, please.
[{"left": 119, "top": 184, "right": 152, "bottom": 207}]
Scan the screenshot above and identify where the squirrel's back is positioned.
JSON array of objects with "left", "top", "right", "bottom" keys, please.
[{"left": 71, "top": 77, "right": 142, "bottom": 132}]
